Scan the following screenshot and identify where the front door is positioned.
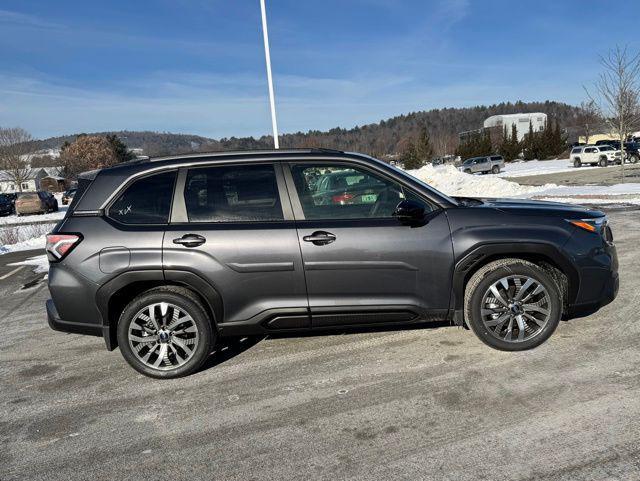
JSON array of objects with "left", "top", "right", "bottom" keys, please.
[
  {"left": 284, "top": 161, "right": 454, "bottom": 328},
  {"left": 163, "top": 162, "right": 309, "bottom": 329}
]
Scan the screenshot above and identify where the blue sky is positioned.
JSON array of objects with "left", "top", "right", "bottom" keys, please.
[{"left": 0, "top": 0, "right": 639, "bottom": 140}]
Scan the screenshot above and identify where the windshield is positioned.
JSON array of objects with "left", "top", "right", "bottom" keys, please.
[
  {"left": 462, "top": 158, "right": 476, "bottom": 165},
  {"left": 599, "top": 146, "right": 613, "bottom": 151}
]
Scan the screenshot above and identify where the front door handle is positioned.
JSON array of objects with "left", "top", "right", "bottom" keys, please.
[
  {"left": 173, "top": 234, "right": 206, "bottom": 248},
  {"left": 303, "top": 231, "right": 336, "bottom": 246}
]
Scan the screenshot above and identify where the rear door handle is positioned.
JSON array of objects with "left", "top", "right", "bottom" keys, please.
[
  {"left": 303, "top": 231, "right": 336, "bottom": 246},
  {"left": 173, "top": 234, "right": 206, "bottom": 248}
]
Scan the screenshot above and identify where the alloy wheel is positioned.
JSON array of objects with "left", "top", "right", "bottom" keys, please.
[
  {"left": 128, "top": 302, "right": 199, "bottom": 370},
  {"left": 480, "top": 275, "right": 551, "bottom": 343}
]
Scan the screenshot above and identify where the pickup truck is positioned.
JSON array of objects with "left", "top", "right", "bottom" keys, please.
[
  {"left": 570, "top": 145, "right": 621, "bottom": 167},
  {"left": 459, "top": 155, "right": 505, "bottom": 174}
]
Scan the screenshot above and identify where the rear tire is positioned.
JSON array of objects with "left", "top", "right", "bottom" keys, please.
[
  {"left": 117, "top": 287, "right": 214, "bottom": 378},
  {"left": 464, "top": 169, "right": 471, "bottom": 174},
  {"left": 630, "top": 155, "right": 639, "bottom": 164},
  {"left": 464, "top": 258, "right": 562, "bottom": 351},
  {"left": 491, "top": 165, "right": 500, "bottom": 174}
]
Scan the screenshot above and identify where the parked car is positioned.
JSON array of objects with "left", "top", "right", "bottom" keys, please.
[
  {"left": 15, "top": 191, "right": 59, "bottom": 215},
  {"left": 459, "top": 155, "right": 505, "bottom": 174},
  {"left": 570, "top": 145, "right": 621, "bottom": 167},
  {"left": 0, "top": 193, "right": 13, "bottom": 216},
  {"left": 61, "top": 188, "right": 77, "bottom": 205},
  {"left": 624, "top": 142, "right": 640, "bottom": 163},
  {"left": 46, "top": 149, "right": 618, "bottom": 378}
]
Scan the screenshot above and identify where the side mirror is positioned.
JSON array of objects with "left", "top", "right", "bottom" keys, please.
[{"left": 393, "top": 199, "right": 426, "bottom": 224}]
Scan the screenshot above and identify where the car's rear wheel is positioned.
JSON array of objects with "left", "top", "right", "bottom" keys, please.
[
  {"left": 573, "top": 158, "right": 581, "bottom": 168},
  {"left": 117, "top": 287, "right": 214, "bottom": 378},
  {"left": 630, "top": 155, "right": 639, "bottom": 164},
  {"left": 491, "top": 165, "right": 500, "bottom": 174},
  {"left": 464, "top": 169, "right": 471, "bottom": 174},
  {"left": 464, "top": 258, "right": 562, "bottom": 351}
]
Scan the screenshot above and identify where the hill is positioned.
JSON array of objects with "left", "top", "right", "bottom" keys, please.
[{"left": 31, "top": 100, "right": 583, "bottom": 158}]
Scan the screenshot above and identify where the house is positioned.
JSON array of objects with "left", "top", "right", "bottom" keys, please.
[
  {"left": 0, "top": 167, "right": 67, "bottom": 193},
  {"left": 459, "top": 112, "right": 548, "bottom": 143},
  {"left": 483, "top": 113, "right": 547, "bottom": 141}
]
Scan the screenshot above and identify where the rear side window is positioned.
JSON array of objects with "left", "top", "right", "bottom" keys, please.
[
  {"left": 184, "top": 164, "right": 283, "bottom": 222},
  {"left": 109, "top": 171, "right": 176, "bottom": 224}
]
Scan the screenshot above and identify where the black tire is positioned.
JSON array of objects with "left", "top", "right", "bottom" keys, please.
[
  {"left": 117, "top": 287, "right": 215, "bottom": 378},
  {"left": 464, "top": 169, "right": 471, "bottom": 174},
  {"left": 630, "top": 155, "right": 639, "bottom": 164},
  {"left": 599, "top": 158, "right": 607, "bottom": 167},
  {"left": 573, "top": 159, "right": 581, "bottom": 168},
  {"left": 464, "top": 258, "right": 562, "bottom": 351},
  {"left": 491, "top": 165, "right": 500, "bottom": 174}
]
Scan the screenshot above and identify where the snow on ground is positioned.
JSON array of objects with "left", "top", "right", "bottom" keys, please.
[
  {"left": 0, "top": 234, "right": 46, "bottom": 255},
  {"left": 8, "top": 254, "right": 49, "bottom": 273},
  {"left": 497, "top": 159, "right": 597, "bottom": 178},
  {"left": 0, "top": 208, "right": 66, "bottom": 225},
  {"left": 407, "top": 164, "right": 640, "bottom": 204},
  {"left": 408, "top": 164, "right": 552, "bottom": 197}
]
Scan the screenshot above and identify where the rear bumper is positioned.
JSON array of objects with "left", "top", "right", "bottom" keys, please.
[{"left": 46, "top": 298, "right": 103, "bottom": 338}]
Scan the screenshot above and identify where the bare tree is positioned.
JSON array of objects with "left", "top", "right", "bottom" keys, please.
[
  {"left": 0, "top": 127, "right": 34, "bottom": 192},
  {"left": 576, "top": 100, "right": 601, "bottom": 144},
  {"left": 587, "top": 46, "right": 640, "bottom": 179}
]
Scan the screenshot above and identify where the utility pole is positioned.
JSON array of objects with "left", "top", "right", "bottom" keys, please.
[{"left": 260, "top": 0, "right": 279, "bottom": 149}]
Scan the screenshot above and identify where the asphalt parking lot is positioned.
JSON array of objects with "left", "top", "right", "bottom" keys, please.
[{"left": 1, "top": 209, "right": 640, "bottom": 481}]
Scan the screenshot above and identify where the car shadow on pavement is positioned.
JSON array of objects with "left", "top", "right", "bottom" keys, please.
[{"left": 199, "top": 320, "right": 454, "bottom": 372}]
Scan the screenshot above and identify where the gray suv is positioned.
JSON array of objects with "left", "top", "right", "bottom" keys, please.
[
  {"left": 459, "top": 155, "right": 505, "bottom": 174},
  {"left": 46, "top": 149, "right": 618, "bottom": 378}
]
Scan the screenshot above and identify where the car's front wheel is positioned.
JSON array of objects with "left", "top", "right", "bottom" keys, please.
[
  {"left": 117, "top": 287, "right": 214, "bottom": 378},
  {"left": 491, "top": 165, "right": 500, "bottom": 174},
  {"left": 573, "top": 159, "right": 581, "bottom": 168},
  {"left": 464, "top": 258, "right": 562, "bottom": 351},
  {"left": 599, "top": 158, "right": 607, "bottom": 167},
  {"left": 630, "top": 155, "right": 639, "bottom": 164}
]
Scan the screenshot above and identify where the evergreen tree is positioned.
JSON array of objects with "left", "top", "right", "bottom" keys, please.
[
  {"left": 401, "top": 141, "right": 422, "bottom": 169},
  {"left": 415, "top": 126, "right": 434, "bottom": 161},
  {"left": 106, "top": 134, "right": 135, "bottom": 163}
]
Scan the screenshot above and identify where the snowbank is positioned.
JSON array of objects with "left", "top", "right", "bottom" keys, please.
[
  {"left": 0, "top": 234, "right": 45, "bottom": 255},
  {"left": 406, "top": 164, "right": 554, "bottom": 198}
]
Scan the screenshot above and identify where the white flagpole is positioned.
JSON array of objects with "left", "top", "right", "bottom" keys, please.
[{"left": 260, "top": 0, "right": 279, "bottom": 149}]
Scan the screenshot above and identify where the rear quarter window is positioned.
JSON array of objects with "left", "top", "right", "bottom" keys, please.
[{"left": 108, "top": 171, "right": 177, "bottom": 224}]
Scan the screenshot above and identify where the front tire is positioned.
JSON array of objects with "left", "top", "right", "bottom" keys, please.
[
  {"left": 464, "top": 259, "right": 562, "bottom": 351},
  {"left": 573, "top": 159, "right": 581, "bottom": 168},
  {"left": 117, "top": 287, "right": 214, "bottom": 378},
  {"left": 630, "top": 155, "right": 639, "bottom": 164},
  {"left": 599, "top": 158, "right": 607, "bottom": 167},
  {"left": 491, "top": 165, "right": 500, "bottom": 174}
]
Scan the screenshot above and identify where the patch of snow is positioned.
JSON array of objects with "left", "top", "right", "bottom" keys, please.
[
  {"left": 0, "top": 206, "right": 66, "bottom": 225},
  {"left": 8, "top": 254, "right": 49, "bottom": 273},
  {"left": 407, "top": 164, "right": 554, "bottom": 198},
  {"left": 0, "top": 234, "right": 46, "bottom": 255},
  {"left": 497, "top": 159, "right": 597, "bottom": 178}
]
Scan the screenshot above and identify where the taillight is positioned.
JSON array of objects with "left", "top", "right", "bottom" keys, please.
[
  {"left": 46, "top": 234, "right": 82, "bottom": 262},
  {"left": 332, "top": 193, "right": 355, "bottom": 204}
]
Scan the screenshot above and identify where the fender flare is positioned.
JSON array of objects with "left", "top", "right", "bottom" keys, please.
[
  {"left": 450, "top": 242, "right": 579, "bottom": 319},
  {"left": 95, "top": 269, "right": 223, "bottom": 350}
]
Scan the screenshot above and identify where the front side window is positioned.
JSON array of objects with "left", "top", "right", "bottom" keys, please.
[
  {"left": 109, "top": 171, "right": 176, "bottom": 224},
  {"left": 290, "top": 163, "right": 431, "bottom": 220},
  {"left": 184, "top": 164, "right": 283, "bottom": 223}
]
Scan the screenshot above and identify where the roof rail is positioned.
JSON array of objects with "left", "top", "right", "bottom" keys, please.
[{"left": 148, "top": 147, "right": 344, "bottom": 162}]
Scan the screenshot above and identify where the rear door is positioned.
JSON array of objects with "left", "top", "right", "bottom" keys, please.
[
  {"left": 283, "top": 160, "right": 454, "bottom": 328},
  {"left": 163, "top": 162, "right": 309, "bottom": 329}
]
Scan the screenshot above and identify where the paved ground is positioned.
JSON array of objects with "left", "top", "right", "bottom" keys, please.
[
  {"left": 1, "top": 210, "right": 640, "bottom": 481},
  {"left": 508, "top": 163, "right": 640, "bottom": 186}
]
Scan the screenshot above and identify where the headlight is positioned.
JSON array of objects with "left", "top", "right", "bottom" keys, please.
[{"left": 567, "top": 217, "right": 607, "bottom": 234}]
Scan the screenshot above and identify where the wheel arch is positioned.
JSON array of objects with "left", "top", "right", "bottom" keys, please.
[
  {"left": 451, "top": 243, "right": 579, "bottom": 325},
  {"left": 96, "top": 269, "right": 222, "bottom": 351}
]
